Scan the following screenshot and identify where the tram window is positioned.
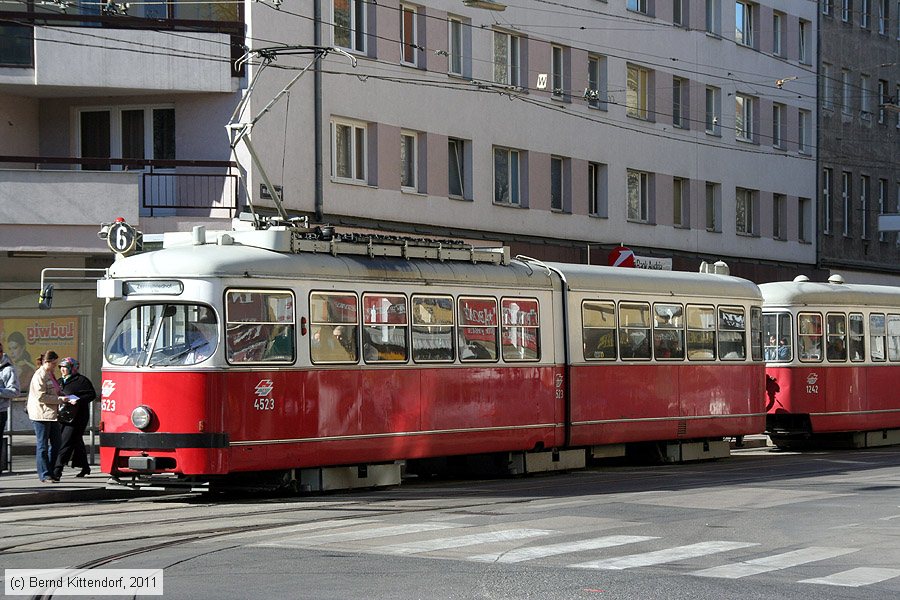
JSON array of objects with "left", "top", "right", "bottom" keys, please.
[
  {"left": 653, "top": 303, "right": 684, "bottom": 360},
  {"left": 750, "top": 306, "right": 763, "bottom": 361},
  {"left": 798, "top": 312, "right": 823, "bottom": 362},
  {"left": 458, "top": 296, "right": 499, "bottom": 361},
  {"left": 501, "top": 298, "right": 540, "bottom": 361},
  {"left": 825, "top": 313, "right": 847, "bottom": 362},
  {"left": 107, "top": 303, "right": 219, "bottom": 367},
  {"left": 362, "top": 293, "right": 408, "bottom": 363},
  {"left": 870, "top": 313, "right": 886, "bottom": 362},
  {"left": 686, "top": 305, "right": 716, "bottom": 360},
  {"left": 582, "top": 300, "right": 617, "bottom": 361},
  {"left": 888, "top": 314, "right": 900, "bottom": 362},
  {"left": 619, "top": 302, "right": 651, "bottom": 360},
  {"left": 225, "top": 290, "right": 295, "bottom": 364},
  {"left": 411, "top": 295, "right": 454, "bottom": 363},
  {"left": 848, "top": 313, "right": 865, "bottom": 362},
  {"left": 309, "top": 292, "right": 359, "bottom": 364},
  {"left": 762, "top": 311, "right": 792, "bottom": 362},
  {"left": 718, "top": 307, "right": 746, "bottom": 360}
]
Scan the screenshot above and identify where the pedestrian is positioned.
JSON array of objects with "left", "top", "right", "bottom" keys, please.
[
  {"left": 52, "top": 357, "right": 96, "bottom": 480},
  {"left": 26, "top": 350, "right": 68, "bottom": 483},
  {"left": 0, "top": 341, "right": 21, "bottom": 473}
]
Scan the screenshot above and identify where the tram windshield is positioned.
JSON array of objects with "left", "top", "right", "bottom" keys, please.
[{"left": 105, "top": 304, "right": 218, "bottom": 366}]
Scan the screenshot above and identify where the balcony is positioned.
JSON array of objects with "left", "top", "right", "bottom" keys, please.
[{"left": 0, "top": 9, "right": 243, "bottom": 94}]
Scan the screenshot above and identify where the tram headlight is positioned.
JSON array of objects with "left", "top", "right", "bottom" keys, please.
[{"left": 131, "top": 406, "right": 154, "bottom": 430}]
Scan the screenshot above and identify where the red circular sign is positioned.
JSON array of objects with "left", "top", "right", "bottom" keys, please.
[{"left": 608, "top": 246, "right": 635, "bottom": 268}]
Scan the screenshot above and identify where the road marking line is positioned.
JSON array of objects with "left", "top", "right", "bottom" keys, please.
[
  {"left": 223, "top": 518, "right": 381, "bottom": 543},
  {"left": 469, "top": 535, "right": 658, "bottom": 563},
  {"left": 569, "top": 541, "right": 758, "bottom": 570},
  {"left": 800, "top": 567, "right": 900, "bottom": 587},
  {"left": 691, "top": 547, "right": 858, "bottom": 578},
  {"left": 258, "top": 522, "right": 462, "bottom": 547},
  {"left": 376, "top": 529, "right": 554, "bottom": 555}
]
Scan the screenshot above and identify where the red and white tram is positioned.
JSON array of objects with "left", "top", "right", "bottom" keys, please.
[
  {"left": 96, "top": 223, "right": 765, "bottom": 491},
  {"left": 761, "top": 275, "right": 900, "bottom": 449}
]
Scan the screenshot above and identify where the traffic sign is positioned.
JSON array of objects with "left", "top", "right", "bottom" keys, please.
[
  {"left": 608, "top": 245, "right": 635, "bottom": 268},
  {"left": 107, "top": 219, "right": 139, "bottom": 255}
]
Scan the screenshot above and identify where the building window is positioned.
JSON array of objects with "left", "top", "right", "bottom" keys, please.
[
  {"left": 897, "top": 83, "right": 900, "bottom": 128},
  {"left": 823, "top": 167, "right": 833, "bottom": 234},
  {"left": 706, "top": 182, "right": 721, "bottom": 231},
  {"left": 674, "top": 0, "right": 685, "bottom": 25},
  {"left": 551, "top": 45, "right": 565, "bottom": 98},
  {"left": 842, "top": 0, "right": 851, "bottom": 22},
  {"left": 493, "top": 31, "right": 521, "bottom": 87},
  {"left": 879, "top": 79, "right": 889, "bottom": 123},
  {"left": 673, "top": 77, "right": 688, "bottom": 128},
  {"left": 773, "top": 12, "right": 784, "bottom": 55},
  {"left": 842, "top": 171, "right": 852, "bottom": 237},
  {"left": 773, "top": 193, "right": 786, "bottom": 240},
  {"left": 842, "top": 70, "right": 852, "bottom": 115},
  {"left": 400, "top": 130, "right": 417, "bottom": 191},
  {"left": 628, "top": 0, "right": 648, "bottom": 14},
  {"left": 861, "top": 0, "right": 871, "bottom": 27},
  {"left": 799, "top": 20, "right": 810, "bottom": 63},
  {"left": 331, "top": 119, "right": 367, "bottom": 183},
  {"left": 735, "top": 93, "right": 754, "bottom": 141},
  {"left": 736, "top": 188, "right": 756, "bottom": 235},
  {"left": 879, "top": 178, "right": 888, "bottom": 241},
  {"left": 587, "top": 55, "right": 608, "bottom": 110},
  {"left": 673, "top": 177, "right": 687, "bottom": 227},
  {"left": 79, "top": 106, "right": 175, "bottom": 171},
  {"left": 448, "top": 137, "right": 470, "bottom": 199},
  {"left": 627, "top": 169, "right": 650, "bottom": 223},
  {"left": 550, "top": 156, "right": 567, "bottom": 211},
  {"left": 706, "top": 0, "right": 720, "bottom": 34},
  {"left": 736, "top": 2, "right": 754, "bottom": 47},
  {"left": 588, "top": 162, "right": 608, "bottom": 217},
  {"left": 448, "top": 17, "right": 468, "bottom": 77},
  {"left": 626, "top": 64, "right": 651, "bottom": 120},
  {"left": 494, "top": 146, "right": 521, "bottom": 205},
  {"left": 706, "top": 86, "right": 721, "bottom": 134},
  {"left": 861, "top": 175, "right": 870, "bottom": 239},
  {"left": 400, "top": 4, "right": 418, "bottom": 66},
  {"left": 823, "top": 0, "right": 834, "bottom": 16},
  {"left": 861, "top": 74, "right": 872, "bottom": 116},
  {"left": 798, "top": 110, "right": 811, "bottom": 153},
  {"left": 879, "top": 0, "right": 889, "bottom": 33},
  {"left": 333, "top": 0, "right": 366, "bottom": 53},
  {"left": 799, "top": 197, "right": 812, "bottom": 242},
  {"left": 772, "top": 103, "right": 784, "bottom": 148},
  {"left": 823, "top": 63, "right": 834, "bottom": 109}
]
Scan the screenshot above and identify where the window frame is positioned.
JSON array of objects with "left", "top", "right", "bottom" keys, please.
[
  {"left": 458, "top": 296, "right": 500, "bottom": 362},
  {"left": 332, "top": 0, "right": 367, "bottom": 53},
  {"left": 627, "top": 169, "right": 650, "bottom": 223},
  {"left": 500, "top": 297, "right": 541, "bottom": 362},
  {"left": 798, "top": 312, "right": 824, "bottom": 362},
  {"left": 582, "top": 300, "right": 618, "bottom": 361},
  {"left": 400, "top": 130, "right": 418, "bottom": 192},
  {"left": 718, "top": 306, "right": 747, "bottom": 361},
  {"left": 399, "top": 3, "right": 419, "bottom": 66},
  {"left": 493, "top": 30, "right": 521, "bottom": 88},
  {"left": 735, "top": 187, "right": 755, "bottom": 235},
  {"left": 618, "top": 301, "right": 652, "bottom": 361},
  {"left": 331, "top": 118, "right": 367, "bottom": 183},
  {"left": 410, "top": 294, "right": 455, "bottom": 363},
  {"left": 736, "top": 1, "right": 754, "bottom": 47},
  {"left": 361, "top": 292, "right": 410, "bottom": 364},
  {"left": 493, "top": 146, "right": 522, "bottom": 205},
  {"left": 687, "top": 304, "right": 717, "bottom": 360},
  {"left": 309, "top": 291, "right": 360, "bottom": 364},
  {"left": 626, "top": 64, "right": 651, "bottom": 120}
]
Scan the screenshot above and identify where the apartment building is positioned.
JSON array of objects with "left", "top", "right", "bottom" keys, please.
[
  {"left": 818, "top": 0, "right": 900, "bottom": 284},
  {"left": 0, "top": 0, "right": 818, "bottom": 377}
]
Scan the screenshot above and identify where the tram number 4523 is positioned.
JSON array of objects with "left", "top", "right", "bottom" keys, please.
[{"left": 253, "top": 398, "right": 275, "bottom": 410}]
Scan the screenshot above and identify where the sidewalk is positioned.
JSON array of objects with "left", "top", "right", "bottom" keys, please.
[{"left": 0, "top": 468, "right": 147, "bottom": 507}]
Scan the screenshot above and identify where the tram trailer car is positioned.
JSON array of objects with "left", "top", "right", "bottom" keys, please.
[
  {"left": 97, "top": 225, "right": 766, "bottom": 492},
  {"left": 761, "top": 276, "right": 900, "bottom": 449}
]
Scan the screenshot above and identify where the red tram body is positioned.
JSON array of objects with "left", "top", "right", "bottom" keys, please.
[
  {"left": 97, "top": 225, "right": 765, "bottom": 491},
  {"left": 761, "top": 277, "right": 900, "bottom": 448}
]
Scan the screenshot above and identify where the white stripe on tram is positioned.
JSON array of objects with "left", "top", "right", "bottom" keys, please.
[
  {"left": 469, "top": 535, "right": 658, "bottom": 564},
  {"left": 800, "top": 567, "right": 900, "bottom": 587},
  {"left": 260, "top": 522, "right": 464, "bottom": 547},
  {"left": 376, "top": 529, "right": 554, "bottom": 555},
  {"left": 569, "top": 541, "right": 759, "bottom": 570},
  {"left": 691, "top": 547, "right": 858, "bottom": 579}
]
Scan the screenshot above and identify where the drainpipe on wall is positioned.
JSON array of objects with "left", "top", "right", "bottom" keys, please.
[{"left": 314, "top": 0, "right": 324, "bottom": 223}]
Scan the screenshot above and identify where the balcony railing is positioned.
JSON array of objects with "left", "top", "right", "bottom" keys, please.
[{"left": 0, "top": 155, "right": 240, "bottom": 218}]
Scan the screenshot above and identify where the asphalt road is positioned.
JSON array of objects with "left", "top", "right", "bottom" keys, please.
[{"left": 3, "top": 445, "right": 900, "bottom": 600}]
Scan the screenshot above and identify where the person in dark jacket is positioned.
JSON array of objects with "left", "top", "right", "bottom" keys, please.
[{"left": 52, "top": 357, "right": 96, "bottom": 479}]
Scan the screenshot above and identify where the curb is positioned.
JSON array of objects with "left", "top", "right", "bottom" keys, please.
[{"left": 0, "top": 487, "right": 141, "bottom": 507}]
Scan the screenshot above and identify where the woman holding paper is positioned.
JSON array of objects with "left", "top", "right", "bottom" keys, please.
[
  {"left": 27, "top": 350, "right": 68, "bottom": 482},
  {"left": 51, "top": 357, "right": 97, "bottom": 480}
]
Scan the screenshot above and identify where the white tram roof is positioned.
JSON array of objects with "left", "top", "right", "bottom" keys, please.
[
  {"left": 549, "top": 262, "right": 762, "bottom": 302},
  {"left": 760, "top": 280, "right": 900, "bottom": 309}
]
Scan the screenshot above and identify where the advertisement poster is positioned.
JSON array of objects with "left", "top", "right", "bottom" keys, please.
[{"left": 0, "top": 317, "right": 80, "bottom": 392}]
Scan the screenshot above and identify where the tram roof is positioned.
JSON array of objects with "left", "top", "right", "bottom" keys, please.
[
  {"left": 760, "top": 280, "right": 900, "bottom": 308},
  {"left": 548, "top": 262, "right": 763, "bottom": 301},
  {"left": 107, "top": 243, "right": 557, "bottom": 290}
]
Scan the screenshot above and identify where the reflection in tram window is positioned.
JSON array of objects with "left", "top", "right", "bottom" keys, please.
[
  {"left": 848, "top": 313, "right": 865, "bottom": 362},
  {"left": 825, "top": 313, "right": 847, "bottom": 362},
  {"left": 686, "top": 305, "right": 716, "bottom": 360},
  {"left": 888, "top": 314, "right": 900, "bottom": 362},
  {"left": 798, "top": 312, "right": 823, "bottom": 361},
  {"left": 618, "top": 302, "right": 651, "bottom": 360},
  {"left": 718, "top": 306, "right": 746, "bottom": 360},
  {"left": 501, "top": 298, "right": 540, "bottom": 361},
  {"left": 411, "top": 295, "right": 454, "bottom": 363},
  {"left": 582, "top": 300, "right": 617, "bottom": 360},
  {"left": 226, "top": 290, "right": 295, "bottom": 364},
  {"left": 458, "top": 296, "right": 498, "bottom": 361},
  {"left": 652, "top": 303, "right": 684, "bottom": 360},
  {"left": 309, "top": 292, "right": 359, "bottom": 363},
  {"left": 362, "top": 293, "right": 408, "bottom": 363},
  {"left": 870, "top": 313, "right": 886, "bottom": 362}
]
